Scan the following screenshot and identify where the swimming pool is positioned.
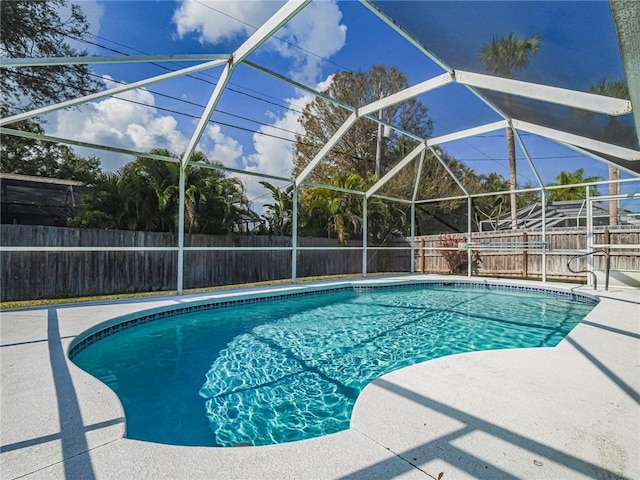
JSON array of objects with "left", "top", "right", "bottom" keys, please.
[{"left": 70, "top": 281, "right": 597, "bottom": 447}]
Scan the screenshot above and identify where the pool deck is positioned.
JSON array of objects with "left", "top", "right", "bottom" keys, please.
[{"left": 1, "top": 275, "right": 638, "bottom": 479}]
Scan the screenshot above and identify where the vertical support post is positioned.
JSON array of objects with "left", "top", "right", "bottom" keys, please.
[
  {"left": 420, "top": 239, "right": 425, "bottom": 273},
  {"left": 177, "top": 165, "right": 186, "bottom": 295},
  {"left": 522, "top": 231, "right": 528, "bottom": 278},
  {"left": 410, "top": 202, "right": 416, "bottom": 273},
  {"left": 291, "top": 184, "right": 298, "bottom": 284},
  {"left": 604, "top": 227, "right": 610, "bottom": 290},
  {"left": 362, "top": 196, "right": 368, "bottom": 277},
  {"left": 467, "top": 196, "right": 473, "bottom": 278},
  {"left": 586, "top": 186, "right": 594, "bottom": 287},
  {"left": 541, "top": 190, "right": 547, "bottom": 283},
  {"left": 411, "top": 151, "right": 424, "bottom": 275},
  {"left": 375, "top": 92, "right": 384, "bottom": 179}
]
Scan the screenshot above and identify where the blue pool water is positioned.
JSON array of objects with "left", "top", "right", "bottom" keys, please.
[{"left": 71, "top": 284, "right": 596, "bottom": 447}]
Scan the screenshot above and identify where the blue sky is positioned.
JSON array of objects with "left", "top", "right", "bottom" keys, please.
[{"left": 45, "top": 0, "right": 638, "bottom": 206}]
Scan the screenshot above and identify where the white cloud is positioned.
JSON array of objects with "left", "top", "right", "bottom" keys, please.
[
  {"left": 173, "top": 1, "right": 283, "bottom": 45},
  {"left": 172, "top": 0, "right": 346, "bottom": 85},
  {"left": 269, "top": 1, "right": 347, "bottom": 85},
  {"left": 240, "top": 93, "right": 314, "bottom": 211},
  {"left": 316, "top": 74, "right": 334, "bottom": 93},
  {"left": 49, "top": 76, "right": 189, "bottom": 170},
  {"left": 202, "top": 124, "right": 243, "bottom": 165}
]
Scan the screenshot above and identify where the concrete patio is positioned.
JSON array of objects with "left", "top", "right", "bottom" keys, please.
[{"left": 1, "top": 275, "right": 638, "bottom": 479}]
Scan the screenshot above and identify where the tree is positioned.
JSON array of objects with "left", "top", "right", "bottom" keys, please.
[
  {"left": 301, "top": 174, "right": 368, "bottom": 244},
  {"left": 299, "top": 173, "right": 390, "bottom": 244},
  {"left": 1, "top": 0, "right": 102, "bottom": 182},
  {"left": 546, "top": 169, "right": 602, "bottom": 202},
  {"left": 260, "top": 182, "right": 293, "bottom": 236},
  {"left": 0, "top": 120, "right": 102, "bottom": 182},
  {"left": 0, "top": 0, "right": 100, "bottom": 117},
  {"left": 584, "top": 79, "right": 631, "bottom": 226},
  {"left": 293, "top": 65, "right": 433, "bottom": 183},
  {"left": 68, "top": 168, "right": 159, "bottom": 231},
  {"left": 481, "top": 33, "right": 540, "bottom": 229},
  {"left": 72, "top": 150, "right": 258, "bottom": 234}
]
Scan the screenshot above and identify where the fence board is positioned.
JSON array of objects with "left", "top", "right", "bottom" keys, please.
[
  {"left": 414, "top": 226, "right": 640, "bottom": 281},
  {"left": 0, "top": 226, "right": 406, "bottom": 301}
]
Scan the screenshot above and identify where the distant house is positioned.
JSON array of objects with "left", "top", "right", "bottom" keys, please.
[
  {"left": 479, "top": 200, "right": 640, "bottom": 231},
  {"left": 0, "top": 173, "right": 84, "bottom": 226}
]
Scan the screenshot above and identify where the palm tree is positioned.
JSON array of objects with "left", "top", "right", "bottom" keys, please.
[
  {"left": 546, "top": 169, "right": 602, "bottom": 202},
  {"left": 300, "top": 173, "right": 391, "bottom": 244},
  {"left": 584, "top": 79, "right": 629, "bottom": 226},
  {"left": 113, "top": 150, "right": 256, "bottom": 234},
  {"left": 260, "top": 181, "right": 293, "bottom": 236},
  {"left": 482, "top": 33, "right": 540, "bottom": 229},
  {"left": 68, "top": 169, "right": 159, "bottom": 231},
  {"left": 303, "top": 174, "right": 362, "bottom": 244}
]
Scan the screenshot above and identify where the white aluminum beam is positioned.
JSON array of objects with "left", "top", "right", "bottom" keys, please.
[
  {"left": 415, "top": 194, "right": 469, "bottom": 204},
  {"left": 358, "top": 73, "right": 453, "bottom": 117},
  {"left": 366, "top": 143, "right": 425, "bottom": 198},
  {"left": 365, "top": 118, "right": 425, "bottom": 143},
  {"left": 177, "top": 166, "right": 186, "bottom": 294},
  {"left": 180, "top": 0, "right": 309, "bottom": 167},
  {"left": 412, "top": 151, "right": 426, "bottom": 202},
  {"left": 370, "top": 193, "right": 413, "bottom": 204},
  {"left": 427, "top": 120, "right": 508, "bottom": 147},
  {"left": 467, "top": 196, "right": 472, "bottom": 278},
  {"left": 243, "top": 60, "right": 355, "bottom": 113},
  {"left": 545, "top": 177, "right": 638, "bottom": 191},
  {"left": 513, "top": 119, "right": 640, "bottom": 161},
  {"left": 359, "top": 0, "right": 515, "bottom": 125},
  {"left": 0, "top": 54, "right": 230, "bottom": 68},
  {"left": 296, "top": 112, "right": 359, "bottom": 186},
  {"left": 0, "top": 127, "right": 291, "bottom": 182},
  {"left": 180, "top": 63, "right": 233, "bottom": 167},
  {"left": 0, "top": 127, "right": 178, "bottom": 163},
  {"left": 429, "top": 146, "right": 469, "bottom": 196},
  {"left": 455, "top": 70, "right": 632, "bottom": 116},
  {"left": 302, "top": 181, "right": 365, "bottom": 196},
  {"left": 362, "top": 198, "right": 368, "bottom": 277},
  {"left": 190, "top": 160, "right": 291, "bottom": 182},
  {"left": 292, "top": 185, "right": 298, "bottom": 283},
  {"left": 0, "top": 58, "right": 229, "bottom": 126},
  {"left": 610, "top": 1, "right": 640, "bottom": 145},
  {"left": 470, "top": 186, "right": 543, "bottom": 199},
  {"left": 244, "top": 61, "right": 425, "bottom": 143},
  {"left": 233, "top": 0, "right": 311, "bottom": 64},
  {"left": 512, "top": 128, "right": 545, "bottom": 188},
  {"left": 560, "top": 144, "right": 640, "bottom": 178},
  {"left": 358, "top": 1, "right": 451, "bottom": 73}
]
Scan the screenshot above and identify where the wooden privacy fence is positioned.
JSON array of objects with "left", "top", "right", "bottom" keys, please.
[
  {"left": 3, "top": 225, "right": 638, "bottom": 301},
  {"left": 415, "top": 227, "right": 640, "bottom": 281},
  {"left": 0, "top": 225, "right": 407, "bottom": 301}
]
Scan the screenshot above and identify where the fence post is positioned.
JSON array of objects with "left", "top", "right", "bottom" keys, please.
[
  {"left": 522, "top": 231, "right": 528, "bottom": 278},
  {"left": 419, "top": 238, "right": 425, "bottom": 273}
]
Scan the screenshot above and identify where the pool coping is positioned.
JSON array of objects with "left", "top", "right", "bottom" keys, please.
[
  {"left": 67, "top": 278, "right": 598, "bottom": 360},
  {"left": 1, "top": 274, "right": 638, "bottom": 479}
]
